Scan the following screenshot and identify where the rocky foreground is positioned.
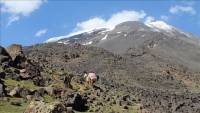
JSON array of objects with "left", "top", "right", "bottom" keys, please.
[{"left": 0, "top": 43, "right": 200, "bottom": 113}]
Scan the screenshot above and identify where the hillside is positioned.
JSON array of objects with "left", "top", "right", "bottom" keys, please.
[{"left": 0, "top": 21, "right": 200, "bottom": 113}]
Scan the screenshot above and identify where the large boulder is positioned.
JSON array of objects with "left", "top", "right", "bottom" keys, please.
[
  {"left": 0, "top": 46, "right": 12, "bottom": 67},
  {"left": 6, "top": 44, "right": 27, "bottom": 69},
  {"left": 8, "top": 86, "right": 31, "bottom": 98},
  {"left": 64, "top": 93, "right": 87, "bottom": 111},
  {"left": 20, "top": 60, "right": 42, "bottom": 80},
  {"left": 6, "top": 44, "right": 23, "bottom": 60},
  {"left": 0, "top": 79, "right": 6, "bottom": 97}
]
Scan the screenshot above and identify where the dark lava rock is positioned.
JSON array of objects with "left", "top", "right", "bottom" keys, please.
[
  {"left": 0, "top": 72, "right": 6, "bottom": 79},
  {"left": 4, "top": 68, "right": 21, "bottom": 80},
  {"left": 33, "top": 76, "right": 45, "bottom": 86},
  {"left": 34, "top": 88, "right": 47, "bottom": 98},
  {"left": 72, "top": 93, "right": 87, "bottom": 111},
  {"left": 12, "top": 53, "right": 27, "bottom": 69},
  {"left": 19, "top": 88, "right": 31, "bottom": 98},
  {"left": 0, "top": 79, "right": 6, "bottom": 97},
  {"left": 0, "top": 46, "right": 12, "bottom": 68},
  {"left": 64, "top": 93, "right": 88, "bottom": 111},
  {"left": 123, "top": 105, "right": 128, "bottom": 109}
]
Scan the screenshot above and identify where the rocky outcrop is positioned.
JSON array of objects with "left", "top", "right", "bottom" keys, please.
[
  {"left": 0, "top": 79, "right": 6, "bottom": 97},
  {"left": 64, "top": 93, "right": 87, "bottom": 111},
  {"left": 6, "top": 44, "right": 27, "bottom": 69},
  {"left": 6, "top": 44, "right": 23, "bottom": 60},
  {"left": 8, "top": 86, "right": 31, "bottom": 98},
  {"left": 0, "top": 46, "right": 12, "bottom": 68}
]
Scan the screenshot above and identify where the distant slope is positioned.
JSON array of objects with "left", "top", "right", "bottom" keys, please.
[{"left": 53, "top": 21, "right": 200, "bottom": 72}]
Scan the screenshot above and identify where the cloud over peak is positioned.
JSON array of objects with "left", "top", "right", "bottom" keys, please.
[
  {"left": 46, "top": 10, "right": 146, "bottom": 42},
  {"left": 71, "top": 10, "right": 146, "bottom": 35}
]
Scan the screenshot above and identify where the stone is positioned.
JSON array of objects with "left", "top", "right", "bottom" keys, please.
[
  {"left": 33, "top": 76, "right": 45, "bottom": 86},
  {"left": 66, "top": 107, "right": 74, "bottom": 113},
  {"left": 72, "top": 93, "right": 87, "bottom": 111},
  {"left": 123, "top": 105, "right": 128, "bottom": 109},
  {"left": 34, "top": 88, "right": 47, "bottom": 98},
  {"left": 0, "top": 46, "right": 12, "bottom": 67},
  {"left": 9, "top": 86, "right": 20, "bottom": 97},
  {"left": 9, "top": 86, "right": 31, "bottom": 98},
  {"left": 12, "top": 54, "right": 27, "bottom": 69},
  {"left": 0, "top": 80, "right": 6, "bottom": 97},
  {"left": 19, "top": 88, "right": 31, "bottom": 98},
  {"left": 20, "top": 69, "right": 26, "bottom": 73},
  {"left": 0, "top": 72, "right": 6, "bottom": 79},
  {"left": 6, "top": 44, "right": 23, "bottom": 60}
]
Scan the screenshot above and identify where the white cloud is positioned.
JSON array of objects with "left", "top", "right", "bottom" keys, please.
[
  {"left": 160, "top": 15, "right": 169, "bottom": 21},
  {"left": 71, "top": 10, "right": 146, "bottom": 35},
  {"left": 106, "top": 10, "right": 146, "bottom": 29},
  {"left": 1, "top": 0, "right": 46, "bottom": 26},
  {"left": 169, "top": 5, "right": 196, "bottom": 15},
  {"left": 35, "top": 29, "right": 48, "bottom": 37},
  {"left": 7, "top": 15, "right": 20, "bottom": 26},
  {"left": 144, "top": 16, "right": 155, "bottom": 24},
  {"left": 46, "top": 10, "right": 146, "bottom": 42},
  {"left": 75, "top": 17, "right": 106, "bottom": 32}
]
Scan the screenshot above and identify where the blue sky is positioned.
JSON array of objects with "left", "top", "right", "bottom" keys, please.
[{"left": 0, "top": 0, "right": 200, "bottom": 47}]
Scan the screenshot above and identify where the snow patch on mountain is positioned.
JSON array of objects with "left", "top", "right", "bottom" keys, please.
[
  {"left": 101, "top": 34, "right": 108, "bottom": 40},
  {"left": 57, "top": 40, "right": 69, "bottom": 45},
  {"left": 45, "top": 35, "right": 68, "bottom": 43},
  {"left": 146, "top": 21, "right": 174, "bottom": 32},
  {"left": 45, "top": 28, "right": 110, "bottom": 43},
  {"left": 83, "top": 41, "right": 93, "bottom": 45}
]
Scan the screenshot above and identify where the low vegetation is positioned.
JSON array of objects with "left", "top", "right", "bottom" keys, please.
[
  {"left": 3, "top": 78, "right": 39, "bottom": 91},
  {"left": 0, "top": 97, "right": 28, "bottom": 113}
]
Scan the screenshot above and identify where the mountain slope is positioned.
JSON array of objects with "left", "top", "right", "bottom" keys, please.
[
  {"left": 23, "top": 42, "right": 200, "bottom": 113},
  {"left": 54, "top": 21, "right": 200, "bottom": 72},
  {"left": 21, "top": 20, "right": 200, "bottom": 113}
]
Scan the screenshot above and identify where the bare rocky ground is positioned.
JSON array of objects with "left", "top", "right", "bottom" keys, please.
[{"left": 0, "top": 42, "right": 200, "bottom": 113}]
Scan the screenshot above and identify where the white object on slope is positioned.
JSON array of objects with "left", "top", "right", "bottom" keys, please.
[
  {"left": 45, "top": 35, "right": 68, "bottom": 43},
  {"left": 101, "top": 34, "right": 108, "bottom": 40},
  {"left": 57, "top": 40, "right": 69, "bottom": 45},
  {"left": 45, "top": 28, "right": 110, "bottom": 43},
  {"left": 83, "top": 41, "right": 93, "bottom": 45}
]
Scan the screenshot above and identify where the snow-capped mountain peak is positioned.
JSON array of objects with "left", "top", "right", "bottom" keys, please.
[
  {"left": 45, "top": 28, "right": 110, "bottom": 43},
  {"left": 45, "top": 20, "right": 198, "bottom": 46},
  {"left": 146, "top": 21, "right": 175, "bottom": 32}
]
